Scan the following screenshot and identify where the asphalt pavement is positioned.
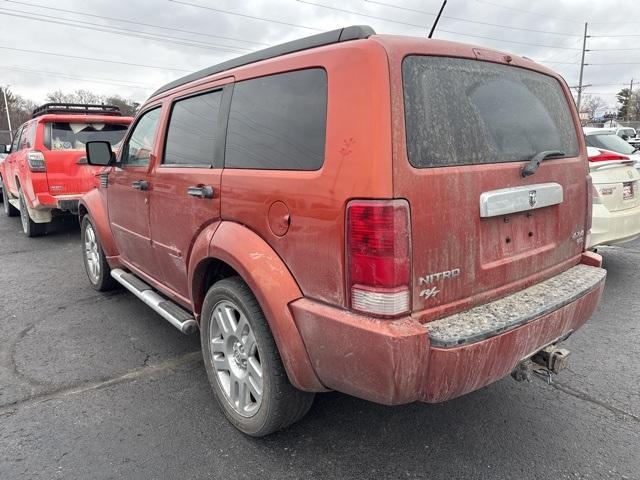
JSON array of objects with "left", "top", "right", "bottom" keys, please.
[{"left": 0, "top": 213, "right": 638, "bottom": 480}]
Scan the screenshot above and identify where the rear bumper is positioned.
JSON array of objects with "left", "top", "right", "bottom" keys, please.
[
  {"left": 292, "top": 255, "right": 606, "bottom": 405},
  {"left": 34, "top": 193, "right": 82, "bottom": 212},
  {"left": 589, "top": 203, "right": 640, "bottom": 248}
]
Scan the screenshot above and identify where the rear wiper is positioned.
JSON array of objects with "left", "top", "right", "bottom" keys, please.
[{"left": 521, "top": 150, "right": 566, "bottom": 178}]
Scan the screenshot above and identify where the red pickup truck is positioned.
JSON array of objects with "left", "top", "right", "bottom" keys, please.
[
  {"left": 80, "top": 26, "right": 606, "bottom": 436},
  {"left": 0, "top": 103, "right": 132, "bottom": 236}
]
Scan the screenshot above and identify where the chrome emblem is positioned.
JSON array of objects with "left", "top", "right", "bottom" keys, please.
[{"left": 529, "top": 190, "right": 537, "bottom": 207}]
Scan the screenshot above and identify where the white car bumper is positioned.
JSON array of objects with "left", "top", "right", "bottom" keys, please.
[{"left": 589, "top": 203, "right": 640, "bottom": 248}]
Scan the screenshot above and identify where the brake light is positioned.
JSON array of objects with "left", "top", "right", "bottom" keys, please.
[
  {"left": 588, "top": 149, "right": 629, "bottom": 162},
  {"left": 346, "top": 199, "right": 410, "bottom": 317},
  {"left": 26, "top": 151, "right": 46, "bottom": 172}
]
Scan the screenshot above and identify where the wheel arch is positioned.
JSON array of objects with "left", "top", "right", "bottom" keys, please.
[
  {"left": 78, "top": 189, "right": 119, "bottom": 258},
  {"left": 190, "top": 221, "right": 325, "bottom": 393}
]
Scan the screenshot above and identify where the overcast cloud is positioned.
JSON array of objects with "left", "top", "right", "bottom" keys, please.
[{"left": 0, "top": 0, "right": 637, "bottom": 109}]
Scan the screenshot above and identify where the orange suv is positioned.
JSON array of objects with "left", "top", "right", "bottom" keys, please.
[
  {"left": 80, "top": 26, "right": 606, "bottom": 436},
  {"left": 0, "top": 103, "right": 132, "bottom": 236}
]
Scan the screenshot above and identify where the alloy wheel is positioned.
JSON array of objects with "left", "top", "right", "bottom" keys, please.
[
  {"left": 209, "top": 300, "right": 263, "bottom": 417},
  {"left": 84, "top": 223, "right": 101, "bottom": 283}
]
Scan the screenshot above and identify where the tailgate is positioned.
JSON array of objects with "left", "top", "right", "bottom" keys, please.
[
  {"left": 395, "top": 55, "right": 587, "bottom": 316},
  {"left": 43, "top": 120, "right": 128, "bottom": 195}
]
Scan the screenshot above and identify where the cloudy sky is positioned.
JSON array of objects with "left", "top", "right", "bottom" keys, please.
[{"left": 1, "top": 0, "right": 637, "bottom": 109}]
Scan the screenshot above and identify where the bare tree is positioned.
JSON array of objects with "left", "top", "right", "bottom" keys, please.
[{"left": 581, "top": 95, "right": 607, "bottom": 119}]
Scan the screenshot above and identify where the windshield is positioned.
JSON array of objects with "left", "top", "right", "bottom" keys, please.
[
  {"left": 586, "top": 133, "right": 636, "bottom": 154},
  {"left": 618, "top": 128, "right": 635, "bottom": 138},
  {"left": 402, "top": 56, "right": 579, "bottom": 168},
  {"left": 45, "top": 122, "right": 128, "bottom": 151}
]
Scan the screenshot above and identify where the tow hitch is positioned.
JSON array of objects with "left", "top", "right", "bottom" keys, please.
[{"left": 511, "top": 345, "right": 571, "bottom": 384}]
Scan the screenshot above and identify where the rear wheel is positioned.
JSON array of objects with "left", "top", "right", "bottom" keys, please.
[
  {"left": 1, "top": 178, "right": 19, "bottom": 217},
  {"left": 201, "top": 276, "right": 314, "bottom": 436},
  {"left": 18, "top": 190, "right": 46, "bottom": 237},
  {"left": 81, "top": 216, "right": 116, "bottom": 291}
]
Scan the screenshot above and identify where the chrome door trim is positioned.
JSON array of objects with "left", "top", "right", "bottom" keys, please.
[{"left": 479, "top": 182, "right": 563, "bottom": 218}]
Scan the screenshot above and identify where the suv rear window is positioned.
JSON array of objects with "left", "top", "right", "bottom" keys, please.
[
  {"left": 45, "top": 122, "right": 129, "bottom": 151},
  {"left": 403, "top": 56, "right": 579, "bottom": 168},
  {"left": 225, "top": 68, "right": 327, "bottom": 170}
]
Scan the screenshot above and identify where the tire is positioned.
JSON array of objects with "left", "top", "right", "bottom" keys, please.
[
  {"left": 18, "top": 190, "right": 46, "bottom": 237},
  {"left": 1, "top": 178, "right": 19, "bottom": 217},
  {"left": 201, "top": 276, "right": 314, "bottom": 437},
  {"left": 81, "top": 216, "right": 116, "bottom": 291}
]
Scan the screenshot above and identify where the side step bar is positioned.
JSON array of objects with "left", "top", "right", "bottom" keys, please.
[{"left": 111, "top": 268, "right": 197, "bottom": 334}]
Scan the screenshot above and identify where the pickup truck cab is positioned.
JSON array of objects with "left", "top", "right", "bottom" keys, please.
[
  {"left": 80, "top": 26, "right": 606, "bottom": 436},
  {"left": 0, "top": 103, "right": 132, "bottom": 236}
]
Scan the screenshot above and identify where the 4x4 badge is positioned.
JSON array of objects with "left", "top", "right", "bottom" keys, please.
[{"left": 529, "top": 190, "right": 537, "bottom": 207}]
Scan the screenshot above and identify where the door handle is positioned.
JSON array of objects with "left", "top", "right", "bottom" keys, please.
[
  {"left": 187, "top": 185, "right": 214, "bottom": 199},
  {"left": 132, "top": 180, "right": 148, "bottom": 191}
]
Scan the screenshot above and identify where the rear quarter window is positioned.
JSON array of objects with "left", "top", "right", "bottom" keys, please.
[
  {"left": 402, "top": 56, "right": 579, "bottom": 168},
  {"left": 225, "top": 68, "right": 327, "bottom": 170}
]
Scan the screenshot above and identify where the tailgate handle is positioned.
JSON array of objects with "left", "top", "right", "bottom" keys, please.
[
  {"left": 187, "top": 185, "right": 214, "bottom": 199},
  {"left": 131, "top": 180, "right": 148, "bottom": 191}
]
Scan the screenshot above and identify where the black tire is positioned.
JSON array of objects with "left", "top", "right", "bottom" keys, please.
[
  {"left": 18, "top": 190, "right": 46, "bottom": 237},
  {"left": 201, "top": 276, "right": 314, "bottom": 437},
  {"left": 1, "top": 178, "right": 19, "bottom": 217},
  {"left": 81, "top": 215, "right": 117, "bottom": 291}
]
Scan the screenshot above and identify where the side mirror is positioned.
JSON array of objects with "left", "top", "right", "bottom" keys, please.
[
  {"left": 0, "top": 144, "right": 8, "bottom": 153},
  {"left": 622, "top": 134, "right": 629, "bottom": 141},
  {"left": 86, "top": 141, "right": 115, "bottom": 166}
]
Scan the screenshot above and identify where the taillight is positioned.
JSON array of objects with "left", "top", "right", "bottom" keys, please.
[
  {"left": 26, "top": 151, "right": 46, "bottom": 172},
  {"left": 588, "top": 149, "right": 629, "bottom": 162},
  {"left": 346, "top": 199, "right": 411, "bottom": 317}
]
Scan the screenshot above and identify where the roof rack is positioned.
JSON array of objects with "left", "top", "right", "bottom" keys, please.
[
  {"left": 151, "top": 25, "right": 376, "bottom": 98},
  {"left": 32, "top": 103, "right": 123, "bottom": 118}
]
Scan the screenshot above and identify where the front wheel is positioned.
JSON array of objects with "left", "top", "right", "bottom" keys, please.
[
  {"left": 1, "top": 179, "right": 19, "bottom": 217},
  {"left": 18, "top": 190, "right": 46, "bottom": 237},
  {"left": 201, "top": 276, "right": 314, "bottom": 436},
  {"left": 81, "top": 216, "right": 116, "bottom": 291}
]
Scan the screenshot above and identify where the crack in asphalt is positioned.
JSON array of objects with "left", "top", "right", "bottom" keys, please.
[
  {"left": 551, "top": 380, "right": 640, "bottom": 423},
  {"left": 0, "top": 351, "right": 203, "bottom": 416}
]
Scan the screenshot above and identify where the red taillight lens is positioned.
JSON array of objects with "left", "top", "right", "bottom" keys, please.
[
  {"left": 346, "top": 199, "right": 410, "bottom": 317},
  {"left": 26, "top": 151, "right": 46, "bottom": 172},
  {"left": 588, "top": 149, "right": 630, "bottom": 162}
]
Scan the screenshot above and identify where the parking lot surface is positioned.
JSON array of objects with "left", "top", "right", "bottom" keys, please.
[{"left": 0, "top": 214, "right": 638, "bottom": 480}]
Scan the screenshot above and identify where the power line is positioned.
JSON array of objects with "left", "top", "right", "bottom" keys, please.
[
  {"left": 3, "top": 0, "right": 269, "bottom": 46},
  {"left": 7, "top": 65, "right": 156, "bottom": 89},
  {"left": 364, "top": 0, "right": 581, "bottom": 37},
  {"left": 474, "top": 0, "right": 581, "bottom": 24},
  {"left": 0, "top": 8, "right": 252, "bottom": 54},
  {"left": 168, "top": 0, "right": 322, "bottom": 31},
  {"left": 0, "top": 45, "right": 191, "bottom": 72},
  {"left": 297, "top": 0, "right": 580, "bottom": 50}
]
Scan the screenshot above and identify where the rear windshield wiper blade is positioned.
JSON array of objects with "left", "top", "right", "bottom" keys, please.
[{"left": 521, "top": 150, "right": 566, "bottom": 178}]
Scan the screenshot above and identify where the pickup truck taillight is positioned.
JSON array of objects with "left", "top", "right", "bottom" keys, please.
[
  {"left": 26, "top": 151, "right": 46, "bottom": 172},
  {"left": 346, "top": 199, "right": 411, "bottom": 317}
]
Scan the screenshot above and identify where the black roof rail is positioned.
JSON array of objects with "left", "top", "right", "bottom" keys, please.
[
  {"left": 32, "top": 103, "right": 123, "bottom": 118},
  {"left": 151, "top": 25, "right": 376, "bottom": 98}
]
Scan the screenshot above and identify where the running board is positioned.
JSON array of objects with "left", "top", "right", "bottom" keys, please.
[{"left": 110, "top": 268, "right": 197, "bottom": 334}]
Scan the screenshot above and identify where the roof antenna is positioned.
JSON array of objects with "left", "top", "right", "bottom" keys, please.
[{"left": 428, "top": 0, "right": 447, "bottom": 38}]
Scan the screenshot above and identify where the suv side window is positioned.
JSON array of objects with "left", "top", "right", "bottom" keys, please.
[
  {"left": 10, "top": 126, "right": 24, "bottom": 152},
  {"left": 121, "top": 108, "right": 161, "bottom": 167},
  {"left": 163, "top": 90, "right": 223, "bottom": 167},
  {"left": 21, "top": 122, "right": 37, "bottom": 149},
  {"left": 225, "top": 68, "right": 327, "bottom": 170}
]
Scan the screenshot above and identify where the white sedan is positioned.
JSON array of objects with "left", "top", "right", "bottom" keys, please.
[
  {"left": 587, "top": 145, "right": 640, "bottom": 248},
  {"left": 584, "top": 127, "right": 640, "bottom": 171}
]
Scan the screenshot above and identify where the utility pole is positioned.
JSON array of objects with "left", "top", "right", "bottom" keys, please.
[
  {"left": 1, "top": 86, "right": 12, "bottom": 143},
  {"left": 576, "top": 22, "right": 589, "bottom": 115},
  {"left": 626, "top": 78, "right": 634, "bottom": 122}
]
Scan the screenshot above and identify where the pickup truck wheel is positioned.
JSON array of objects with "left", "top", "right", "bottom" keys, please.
[
  {"left": 81, "top": 216, "right": 116, "bottom": 291},
  {"left": 201, "top": 276, "right": 314, "bottom": 436},
  {"left": 18, "top": 190, "right": 46, "bottom": 237},
  {"left": 1, "top": 179, "right": 19, "bottom": 217}
]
